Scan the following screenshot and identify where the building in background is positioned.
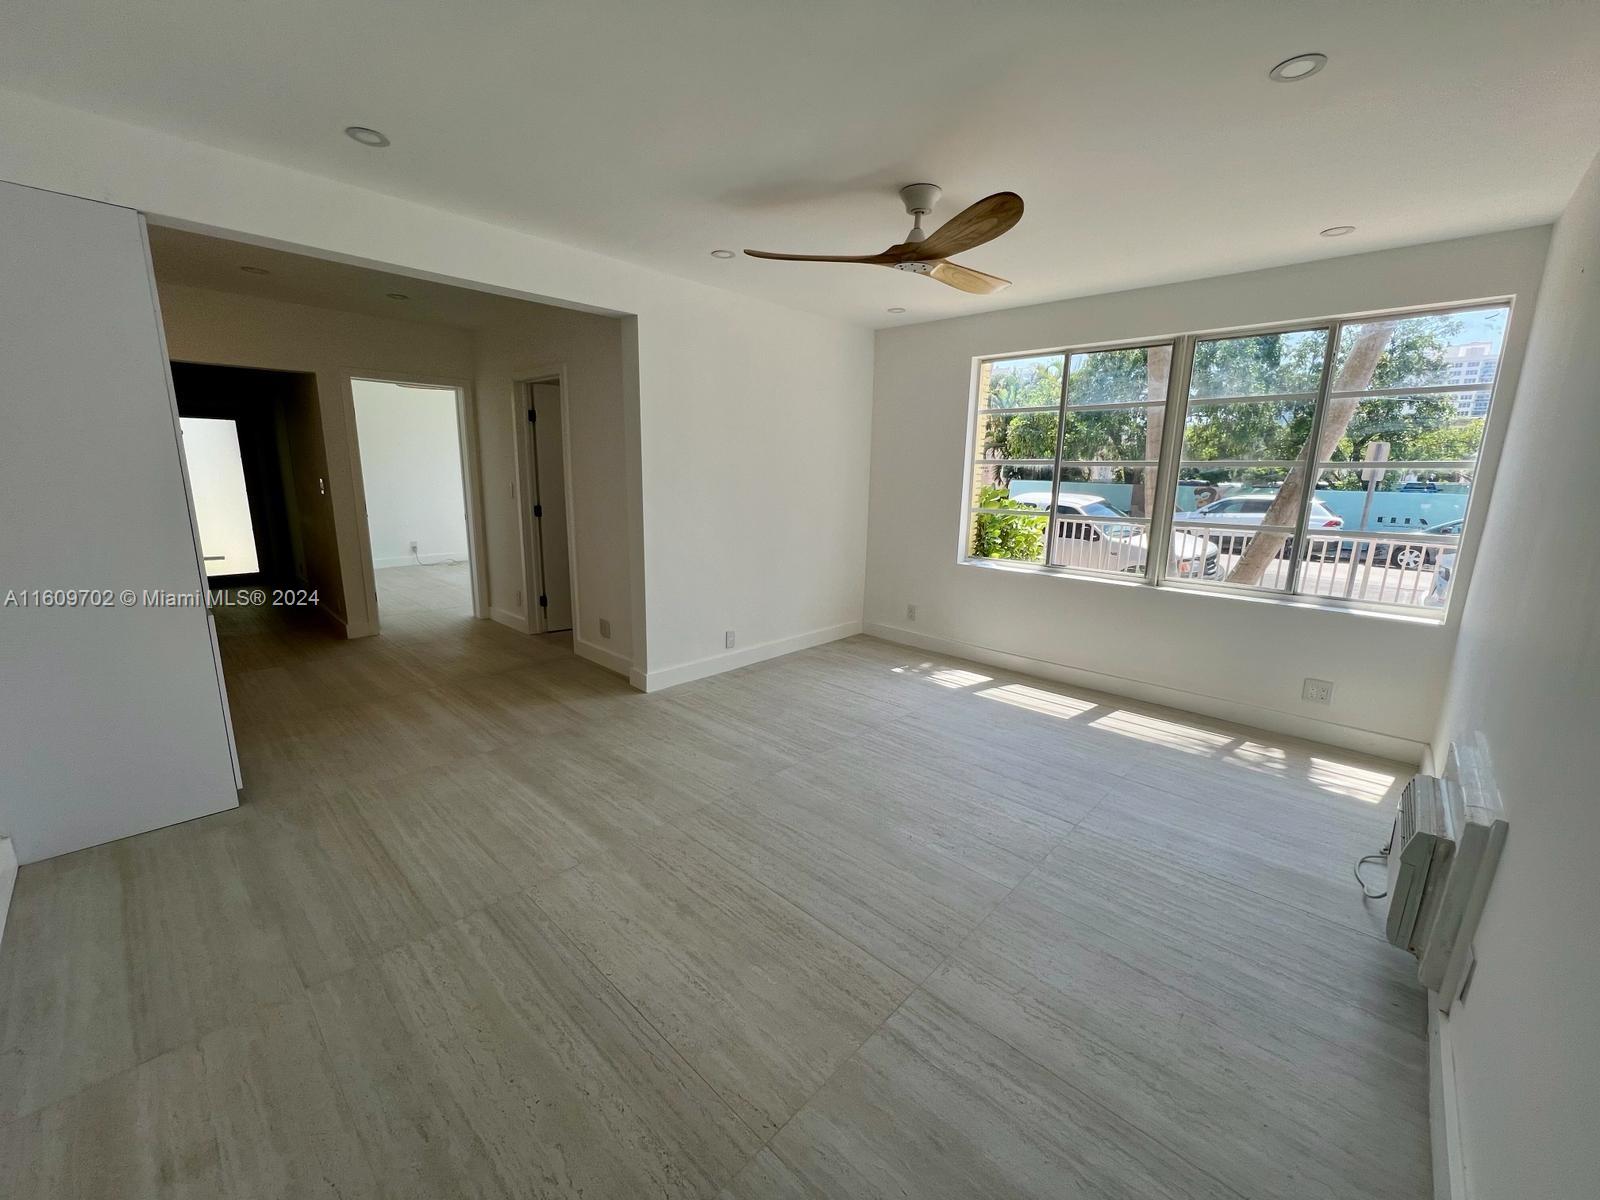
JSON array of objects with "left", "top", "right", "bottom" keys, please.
[{"left": 1441, "top": 341, "right": 1499, "bottom": 417}]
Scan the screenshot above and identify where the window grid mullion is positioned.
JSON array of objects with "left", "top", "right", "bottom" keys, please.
[
  {"left": 1283, "top": 323, "right": 1342, "bottom": 595},
  {"left": 1147, "top": 335, "right": 1195, "bottom": 590},
  {"left": 1044, "top": 358, "right": 1070, "bottom": 568}
]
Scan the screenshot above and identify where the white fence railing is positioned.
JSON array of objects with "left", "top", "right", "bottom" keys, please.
[{"left": 1166, "top": 521, "right": 1459, "bottom": 608}]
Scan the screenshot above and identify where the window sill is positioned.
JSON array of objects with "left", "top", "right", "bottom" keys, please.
[{"left": 956, "top": 556, "right": 1448, "bottom": 626}]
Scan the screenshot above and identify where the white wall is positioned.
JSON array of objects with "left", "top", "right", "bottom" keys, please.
[
  {"left": 0, "top": 87, "right": 875, "bottom": 684},
  {"left": 154, "top": 282, "right": 475, "bottom": 634},
  {"left": 0, "top": 181, "right": 238, "bottom": 863},
  {"left": 351, "top": 380, "right": 469, "bottom": 568},
  {"left": 1430, "top": 154, "right": 1600, "bottom": 1200},
  {"left": 865, "top": 228, "right": 1550, "bottom": 759},
  {"left": 631, "top": 293, "right": 874, "bottom": 689}
]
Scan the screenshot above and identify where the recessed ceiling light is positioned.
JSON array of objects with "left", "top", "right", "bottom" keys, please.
[
  {"left": 344, "top": 125, "right": 390, "bottom": 148},
  {"left": 1320, "top": 225, "right": 1356, "bottom": 238},
  {"left": 239, "top": 265, "right": 271, "bottom": 275},
  {"left": 385, "top": 292, "right": 410, "bottom": 301},
  {"left": 1268, "top": 53, "right": 1327, "bottom": 82},
  {"left": 886, "top": 307, "right": 906, "bottom": 314},
  {"left": 709, "top": 249, "right": 735, "bottom": 259}
]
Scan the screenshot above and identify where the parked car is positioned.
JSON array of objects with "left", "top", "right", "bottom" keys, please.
[
  {"left": 1353, "top": 517, "right": 1463, "bottom": 569},
  {"left": 1175, "top": 491, "right": 1344, "bottom": 558},
  {"left": 1015, "top": 491, "right": 1222, "bottom": 578}
]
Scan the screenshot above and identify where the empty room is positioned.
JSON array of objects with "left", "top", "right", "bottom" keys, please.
[{"left": 0, "top": 3, "right": 1596, "bottom": 1198}]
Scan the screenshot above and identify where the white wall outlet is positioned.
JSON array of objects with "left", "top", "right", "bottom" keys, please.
[
  {"left": 724, "top": 630, "right": 736, "bottom": 649},
  {"left": 408, "top": 540, "right": 418, "bottom": 554},
  {"left": 1302, "top": 678, "right": 1335, "bottom": 705},
  {"left": 598, "top": 618, "right": 612, "bottom": 639},
  {"left": 906, "top": 603, "right": 917, "bottom": 621},
  {"left": 514, "top": 589, "right": 522, "bottom": 608}
]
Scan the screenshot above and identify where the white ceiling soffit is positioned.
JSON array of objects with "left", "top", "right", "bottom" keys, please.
[
  {"left": 146, "top": 225, "right": 588, "bottom": 330},
  {"left": 5, "top": 0, "right": 1599, "bottom": 327}
]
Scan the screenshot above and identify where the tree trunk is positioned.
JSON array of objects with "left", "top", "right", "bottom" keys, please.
[
  {"left": 1131, "top": 345, "right": 1171, "bottom": 518},
  {"left": 1224, "top": 322, "right": 1395, "bottom": 584}
]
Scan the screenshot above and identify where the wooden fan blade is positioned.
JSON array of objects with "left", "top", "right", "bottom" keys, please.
[
  {"left": 743, "top": 249, "right": 894, "bottom": 263},
  {"left": 913, "top": 192, "right": 1023, "bottom": 261},
  {"left": 926, "top": 260, "right": 1012, "bottom": 294}
]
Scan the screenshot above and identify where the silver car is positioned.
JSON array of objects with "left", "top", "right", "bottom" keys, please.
[{"left": 1176, "top": 491, "right": 1345, "bottom": 558}]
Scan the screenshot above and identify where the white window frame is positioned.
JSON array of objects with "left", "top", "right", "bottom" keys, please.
[{"left": 960, "top": 298, "right": 1514, "bottom": 622}]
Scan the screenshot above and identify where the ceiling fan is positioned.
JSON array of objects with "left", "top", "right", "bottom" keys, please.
[{"left": 744, "top": 184, "right": 1023, "bottom": 294}]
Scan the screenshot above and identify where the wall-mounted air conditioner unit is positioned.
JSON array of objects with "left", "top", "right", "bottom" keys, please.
[{"left": 1385, "top": 739, "right": 1508, "bottom": 1011}]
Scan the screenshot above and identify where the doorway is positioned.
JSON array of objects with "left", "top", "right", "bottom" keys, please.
[
  {"left": 518, "top": 376, "right": 575, "bottom": 634},
  {"left": 170, "top": 362, "right": 318, "bottom": 594},
  {"left": 350, "top": 378, "right": 481, "bottom": 625}
]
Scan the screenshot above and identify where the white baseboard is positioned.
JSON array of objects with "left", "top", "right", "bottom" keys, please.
[
  {"left": 489, "top": 606, "right": 531, "bottom": 635},
  {"left": 574, "top": 636, "right": 632, "bottom": 678},
  {"left": 863, "top": 621, "right": 1427, "bottom": 763},
  {"left": 0, "top": 836, "right": 17, "bottom": 957},
  {"left": 1431, "top": 1007, "right": 1469, "bottom": 1200},
  {"left": 373, "top": 552, "right": 467, "bottom": 569},
  {"left": 632, "top": 620, "right": 863, "bottom": 693}
]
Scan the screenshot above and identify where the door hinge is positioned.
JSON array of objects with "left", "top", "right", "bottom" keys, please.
[
  {"left": 527, "top": 408, "right": 536, "bottom": 424},
  {"left": 538, "top": 594, "right": 548, "bottom": 608},
  {"left": 533, "top": 503, "right": 542, "bottom": 518}
]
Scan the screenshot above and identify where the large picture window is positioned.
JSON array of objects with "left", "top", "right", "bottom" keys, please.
[{"left": 964, "top": 300, "right": 1510, "bottom": 616}]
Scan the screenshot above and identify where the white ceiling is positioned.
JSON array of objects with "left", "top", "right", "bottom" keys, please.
[{"left": 8, "top": 1, "right": 1600, "bottom": 327}]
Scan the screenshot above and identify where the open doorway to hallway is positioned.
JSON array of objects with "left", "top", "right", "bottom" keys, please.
[{"left": 350, "top": 378, "right": 478, "bottom": 625}]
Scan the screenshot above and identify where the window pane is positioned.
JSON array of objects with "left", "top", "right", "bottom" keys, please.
[
  {"left": 1311, "top": 467, "right": 1472, "bottom": 533},
  {"left": 1066, "top": 344, "right": 1173, "bottom": 407},
  {"left": 1164, "top": 521, "right": 1298, "bottom": 592},
  {"left": 1180, "top": 399, "right": 1313, "bottom": 461},
  {"left": 1048, "top": 516, "right": 1155, "bottom": 577},
  {"left": 1189, "top": 328, "right": 1328, "bottom": 400},
  {"left": 1172, "top": 469, "right": 1297, "bottom": 519},
  {"left": 1058, "top": 407, "right": 1157, "bottom": 461},
  {"left": 977, "top": 410, "right": 1060, "bottom": 462},
  {"left": 968, "top": 509, "right": 1046, "bottom": 563},
  {"left": 971, "top": 462, "right": 1053, "bottom": 512},
  {"left": 1056, "top": 466, "right": 1155, "bottom": 519},
  {"left": 1321, "top": 394, "right": 1487, "bottom": 463},
  {"left": 1332, "top": 306, "right": 1507, "bottom": 394},
  {"left": 979, "top": 354, "right": 1063, "bottom": 409},
  {"left": 1293, "top": 528, "right": 1456, "bottom": 610}
]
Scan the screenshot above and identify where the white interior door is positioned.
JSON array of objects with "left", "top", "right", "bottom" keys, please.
[
  {"left": 530, "top": 380, "right": 573, "bottom": 632},
  {"left": 0, "top": 182, "right": 240, "bottom": 863}
]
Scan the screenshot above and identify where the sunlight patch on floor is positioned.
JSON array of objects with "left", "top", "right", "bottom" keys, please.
[
  {"left": 976, "top": 683, "right": 1097, "bottom": 720},
  {"left": 1308, "top": 757, "right": 1396, "bottom": 804},
  {"left": 1089, "top": 709, "right": 1235, "bottom": 754},
  {"left": 890, "top": 663, "right": 994, "bottom": 689}
]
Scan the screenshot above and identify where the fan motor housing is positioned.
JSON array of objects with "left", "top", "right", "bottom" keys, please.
[{"left": 899, "top": 183, "right": 942, "bottom": 215}]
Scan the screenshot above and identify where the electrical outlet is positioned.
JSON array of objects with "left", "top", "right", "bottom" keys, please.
[
  {"left": 514, "top": 589, "right": 521, "bottom": 608},
  {"left": 724, "top": 630, "right": 736, "bottom": 650},
  {"left": 408, "top": 540, "right": 418, "bottom": 554},
  {"left": 1302, "top": 678, "right": 1335, "bottom": 705},
  {"left": 598, "top": 618, "right": 612, "bottom": 639},
  {"left": 906, "top": 603, "right": 917, "bottom": 622}
]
